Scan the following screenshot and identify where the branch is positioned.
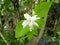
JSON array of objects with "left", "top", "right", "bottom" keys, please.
[{"left": 0, "top": 32, "right": 9, "bottom": 45}]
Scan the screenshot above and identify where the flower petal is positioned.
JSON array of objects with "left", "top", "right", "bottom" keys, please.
[
  {"left": 22, "top": 20, "right": 29, "bottom": 28},
  {"left": 24, "top": 13, "right": 31, "bottom": 20},
  {"left": 31, "top": 15, "right": 40, "bottom": 22},
  {"left": 33, "top": 22, "right": 39, "bottom": 26},
  {"left": 29, "top": 23, "right": 33, "bottom": 31}
]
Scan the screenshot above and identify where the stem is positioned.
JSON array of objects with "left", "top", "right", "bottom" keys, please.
[
  {"left": 53, "top": 19, "right": 57, "bottom": 30},
  {"left": 37, "top": 22, "right": 46, "bottom": 41},
  {"left": 0, "top": 32, "right": 9, "bottom": 45}
]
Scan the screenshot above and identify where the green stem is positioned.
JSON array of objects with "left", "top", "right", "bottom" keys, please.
[{"left": 0, "top": 32, "right": 9, "bottom": 45}]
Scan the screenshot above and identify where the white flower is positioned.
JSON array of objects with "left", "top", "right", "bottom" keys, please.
[
  {"left": 4, "top": 25, "right": 9, "bottom": 30},
  {"left": 22, "top": 13, "right": 40, "bottom": 31},
  {"left": 4, "top": 26, "right": 7, "bottom": 29}
]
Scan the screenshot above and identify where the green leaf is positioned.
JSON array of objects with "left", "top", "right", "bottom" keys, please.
[
  {"left": 27, "top": 33, "right": 33, "bottom": 41},
  {"left": 27, "top": 30, "right": 38, "bottom": 41},
  {"left": 34, "top": 1, "right": 52, "bottom": 29},
  {"left": 4, "top": 0, "right": 11, "bottom": 7},
  {"left": 19, "top": 26, "right": 29, "bottom": 37},
  {"left": 15, "top": 20, "right": 23, "bottom": 38},
  {"left": 57, "top": 32, "right": 60, "bottom": 35},
  {"left": 15, "top": 20, "right": 29, "bottom": 38}
]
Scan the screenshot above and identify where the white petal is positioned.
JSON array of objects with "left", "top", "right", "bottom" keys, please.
[
  {"left": 24, "top": 13, "right": 31, "bottom": 20},
  {"left": 31, "top": 15, "right": 37, "bottom": 19},
  {"left": 4, "top": 25, "right": 7, "bottom": 29},
  {"left": 29, "top": 23, "right": 33, "bottom": 31},
  {"left": 22, "top": 20, "right": 29, "bottom": 28},
  {"left": 31, "top": 15, "right": 40, "bottom": 21},
  {"left": 33, "top": 22, "right": 39, "bottom": 26}
]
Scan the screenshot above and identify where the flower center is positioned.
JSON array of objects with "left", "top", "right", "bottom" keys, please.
[{"left": 28, "top": 19, "right": 31, "bottom": 22}]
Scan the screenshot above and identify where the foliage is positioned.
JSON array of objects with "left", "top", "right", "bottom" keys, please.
[{"left": 0, "top": 0, "right": 60, "bottom": 45}]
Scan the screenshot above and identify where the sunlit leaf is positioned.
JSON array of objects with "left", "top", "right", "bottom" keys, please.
[
  {"left": 15, "top": 20, "right": 30, "bottom": 38},
  {"left": 35, "top": 1, "right": 52, "bottom": 29}
]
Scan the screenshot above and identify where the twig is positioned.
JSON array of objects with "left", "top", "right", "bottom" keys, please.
[
  {"left": 37, "top": 22, "right": 46, "bottom": 41},
  {"left": 53, "top": 19, "right": 57, "bottom": 30},
  {"left": 0, "top": 32, "right": 9, "bottom": 45}
]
